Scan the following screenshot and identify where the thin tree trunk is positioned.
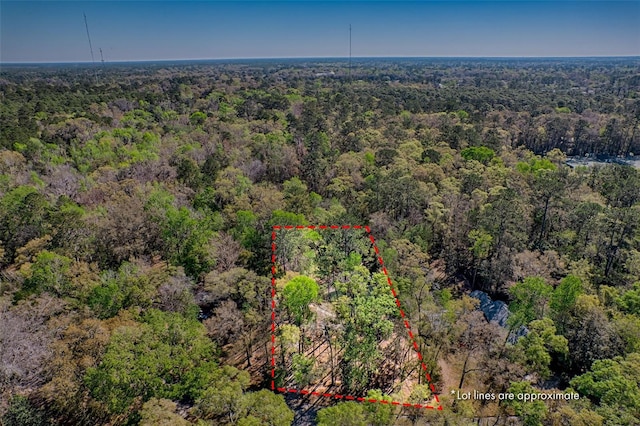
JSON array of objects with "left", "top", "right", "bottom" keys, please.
[
  {"left": 458, "top": 351, "right": 472, "bottom": 389},
  {"left": 327, "top": 328, "right": 335, "bottom": 386}
]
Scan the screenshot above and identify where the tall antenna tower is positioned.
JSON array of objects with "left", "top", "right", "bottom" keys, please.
[
  {"left": 83, "top": 13, "right": 95, "bottom": 64},
  {"left": 349, "top": 24, "right": 352, "bottom": 81},
  {"left": 100, "top": 48, "right": 105, "bottom": 64}
]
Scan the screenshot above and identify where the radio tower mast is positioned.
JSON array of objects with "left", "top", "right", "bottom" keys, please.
[
  {"left": 83, "top": 13, "right": 95, "bottom": 64},
  {"left": 100, "top": 48, "right": 105, "bottom": 64},
  {"left": 83, "top": 13, "right": 99, "bottom": 81}
]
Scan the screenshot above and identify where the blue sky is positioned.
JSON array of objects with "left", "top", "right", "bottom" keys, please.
[{"left": 1, "top": 1, "right": 639, "bottom": 62}]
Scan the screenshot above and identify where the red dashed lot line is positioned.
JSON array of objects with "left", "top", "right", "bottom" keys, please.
[{"left": 270, "top": 225, "right": 442, "bottom": 411}]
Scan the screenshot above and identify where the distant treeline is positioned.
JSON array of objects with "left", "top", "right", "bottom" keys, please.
[{"left": 2, "top": 58, "right": 639, "bottom": 157}]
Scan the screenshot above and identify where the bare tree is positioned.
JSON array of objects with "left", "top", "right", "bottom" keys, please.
[
  {"left": 0, "top": 295, "right": 63, "bottom": 392},
  {"left": 211, "top": 232, "right": 241, "bottom": 273},
  {"left": 455, "top": 311, "right": 502, "bottom": 390},
  {"left": 204, "top": 300, "right": 244, "bottom": 346},
  {"left": 156, "top": 269, "right": 195, "bottom": 314}
]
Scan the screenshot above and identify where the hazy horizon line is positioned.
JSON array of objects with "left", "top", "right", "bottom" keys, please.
[{"left": 3, "top": 55, "right": 640, "bottom": 65}]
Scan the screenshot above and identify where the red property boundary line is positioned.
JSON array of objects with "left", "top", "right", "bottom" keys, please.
[{"left": 270, "top": 224, "right": 442, "bottom": 411}]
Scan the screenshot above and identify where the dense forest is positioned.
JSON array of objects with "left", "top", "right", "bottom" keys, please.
[{"left": 1, "top": 58, "right": 639, "bottom": 425}]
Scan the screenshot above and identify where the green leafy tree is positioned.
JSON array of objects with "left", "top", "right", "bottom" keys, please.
[
  {"left": 316, "top": 390, "right": 395, "bottom": 426},
  {"left": 461, "top": 146, "right": 495, "bottom": 164},
  {"left": 513, "top": 317, "right": 568, "bottom": 379},
  {"left": 193, "top": 366, "right": 251, "bottom": 423},
  {"left": 278, "top": 324, "right": 300, "bottom": 356},
  {"left": 550, "top": 275, "right": 583, "bottom": 332},
  {"left": 20, "top": 250, "right": 72, "bottom": 298},
  {"left": 282, "top": 275, "right": 319, "bottom": 325},
  {"left": 340, "top": 325, "right": 382, "bottom": 393},
  {"left": 269, "top": 209, "right": 307, "bottom": 227},
  {"left": 570, "top": 352, "right": 640, "bottom": 420},
  {"left": 162, "top": 206, "right": 215, "bottom": 277},
  {"left": 468, "top": 229, "right": 493, "bottom": 286},
  {"left": 189, "top": 111, "right": 207, "bottom": 126},
  {"left": 0, "top": 185, "right": 49, "bottom": 262},
  {"left": 145, "top": 187, "right": 218, "bottom": 277},
  {"left": 317, "top": 401, "right": 368, "bottom": 426},
  {"left": 618, "top": 282, "right": 640, "bottom": 315},
  {"left": 504, "top": 381, "right": 548, "bottom": 426},
  {"left": 238, "top": 390, "right": 294, "bottom": 426},
  {"left": 551, "top": 275, "right": 583, "bottom": 317},
  {"left": 509, "top": 277, "right": 553, "bottom": 329},
  {"left": 364, "top": 390, "right": 395, "bottom": 426},
  {"left": 283, "top": 177, "right": 317, "bottom": 216},
  {"left": 614, "top": 312, "right": 640, "bottom": 354},
  {"left": 2, "top": 395, "right": 50, "bottom": 426},
  {"left": 88, "top": 261, "right": 175, "bottom": 319},
  {"left": 291, "top": 353, "right": 315, "bottom": 388},
  {"left": 592, "top": 404, "right": 639, "bottom": 426},
  {"left": 85, "top": 309, "right": 224, "bottom": 414},
  {"left": 516, "top": 157, "right": 556, "bottom": 175}
]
